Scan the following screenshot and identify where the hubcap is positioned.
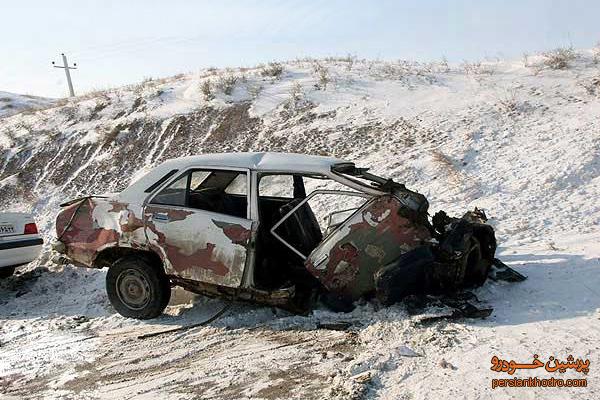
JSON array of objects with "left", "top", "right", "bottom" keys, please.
[{"left": 116, "top": 269, "right": 151, "bottom": 310}]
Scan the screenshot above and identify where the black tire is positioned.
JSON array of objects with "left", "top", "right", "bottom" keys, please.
[
  {"left": 463, "top": 238, "right": 491, "bottom": 287},
  {"left": 106, "top": 256, "right": 171, "bottom": 319},
  {"left": 0, "top": 266, "right": 15, "bottom": 279},
  {"left": 320, "top": 292, "right": 355, "bottom": 313}
]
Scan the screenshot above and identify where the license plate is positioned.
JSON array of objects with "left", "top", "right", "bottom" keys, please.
[{"left": 0, "top": 224, "right": 15, "bottom": 234}]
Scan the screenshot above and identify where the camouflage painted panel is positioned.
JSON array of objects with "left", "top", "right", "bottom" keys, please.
[
  {"left": 57, "top": 198, "right": 148, "bottom": 266},
  {"left": 306, "top": 195, "right": 431, "bottom": 300},
  {"left": 144, "top": 205, "right": 252, "bottom": 288}
]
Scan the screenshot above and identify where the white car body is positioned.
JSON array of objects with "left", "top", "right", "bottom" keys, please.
[{"left": 0, "top": 212, "right": 43, "bottom": 274}]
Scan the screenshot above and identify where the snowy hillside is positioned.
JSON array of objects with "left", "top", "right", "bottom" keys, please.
[
  {"left": 1, "top": 48, "right": 599, "bottom": 399},
  {"left": 0, "top": 91, "right": 55, "bottom": 119}
]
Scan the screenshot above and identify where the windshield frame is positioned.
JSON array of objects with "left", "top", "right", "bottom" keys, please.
[{"left": 330, "top": 163, "right": 391, "bottom": 194}]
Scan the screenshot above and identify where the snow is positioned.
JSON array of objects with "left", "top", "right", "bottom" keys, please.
[
  {"left": 0, "top": 49, "right": 599, "bottom": 399},
  {"left": 0, "top": 91, "right": 55, "bottom": 119}
]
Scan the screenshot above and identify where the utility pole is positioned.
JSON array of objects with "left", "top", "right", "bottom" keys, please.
[{"left": 52, "top": 53, "right": 77, "bottom": 97}]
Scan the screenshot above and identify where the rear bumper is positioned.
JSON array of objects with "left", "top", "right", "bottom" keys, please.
[{"left": 0, "top": 238, "right": 43, "bottom": 268}]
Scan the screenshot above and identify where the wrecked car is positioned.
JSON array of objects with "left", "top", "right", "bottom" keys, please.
[{"left": 53, "top": 152, "right": 502, "bottom": 319}]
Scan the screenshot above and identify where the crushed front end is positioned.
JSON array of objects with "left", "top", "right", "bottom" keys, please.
[{"left": 305, "top": 166, "right": 509, "bottom": 308}]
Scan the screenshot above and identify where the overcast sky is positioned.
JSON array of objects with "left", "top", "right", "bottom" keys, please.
[{"left": 2, "top": 0, "right": 600, "bottom": 98}]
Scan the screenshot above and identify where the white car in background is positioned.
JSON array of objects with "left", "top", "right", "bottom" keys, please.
[{"left": 0, "top": 213, "right": 43, "bottom": 278}]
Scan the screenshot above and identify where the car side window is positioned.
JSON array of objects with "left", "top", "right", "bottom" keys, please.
[
  {"left": 189, "top": 170, "right": 211, "bottom": 190},
  {"left": 150, "top": 173, "right": 188, "bottom": 206},
  {"left": 224, "top": 173, "right": 247, "bottom": 195},
  {"left": 150, "top": 169, "right": 248, "bottom": 219},
  {"left": 258, "top": 175, "right": 294, "bottom": 198}
]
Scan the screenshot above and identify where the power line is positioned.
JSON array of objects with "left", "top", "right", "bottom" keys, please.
[{"left": 52, "top": 53, "right": 77, "bottom": 97}]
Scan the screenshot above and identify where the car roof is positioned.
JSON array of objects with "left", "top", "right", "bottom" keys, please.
[
  {"left": 119, "top": 152, "right": 353, "bottom": 201},
  {"left": 158, "top": 152, "right": 349, "bottom": 173}
]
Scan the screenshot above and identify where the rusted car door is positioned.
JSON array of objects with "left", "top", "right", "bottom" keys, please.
[{"left": 143, "top": 168, "right": 254, "bottom": 288}]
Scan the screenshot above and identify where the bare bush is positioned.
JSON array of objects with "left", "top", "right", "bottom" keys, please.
[
  {"left": 541, "top": 47, "right": 576, "bottom": 70},
  {"left": 260, "top": 62, "right": 284, "bottom": 79},
  {"left": 200, "top": 80, "right": 214, "bottom": 101},
  {"left": 288, "top": 82, "right": 304, "bottom": 105},
  {"left": 431, "top": 150, "right": 462, "bottom": 184},
  {"left": 496, "top": 88, "right": 521, "bottom": 114},
  {"left": 340, "top": 54, "right": 356, "bottom": 71},
  {"left": 438, "top": 56, "right": 450, "bottom": 73},
  {"left": 377, "top": 63, "right": 407, "bottom": 80},
  {"left": 282, "top": 82, "right": 313, "bottom": 116},
  {"left": 216, "top": 74, "right": 238, "bottom": 95},
  {"left": 461, "top": 61, "right": 495, "bottom": 75},
  {"left": 312, "top": 62, "right": 330, "bottom": 90}
]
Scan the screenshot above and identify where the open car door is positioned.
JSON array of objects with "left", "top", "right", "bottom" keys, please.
[{"left": 271, "top": 193, "right": 430, "bottom": 300}]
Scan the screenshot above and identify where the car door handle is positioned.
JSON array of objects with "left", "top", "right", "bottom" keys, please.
[{"left": 153, "top": 213, "right": 170, "bottom": 222}]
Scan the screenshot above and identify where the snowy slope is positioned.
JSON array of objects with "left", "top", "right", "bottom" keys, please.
[
  {"left": 0, "top": 50, "right": 599, "bottom": 399},
  {"left": 0, "top": 91, "right": 55, "bottom": 119}
]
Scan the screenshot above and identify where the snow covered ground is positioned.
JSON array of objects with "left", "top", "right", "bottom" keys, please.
[
  {"left": 0, "top": 48, "right": 599, "bottom": 399},
  {"left": 0, "top": 91, "right": 55, "bottom": 119}
]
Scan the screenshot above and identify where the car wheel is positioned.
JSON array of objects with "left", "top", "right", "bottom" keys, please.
[
  {"left": 320, "top": 292, "right": 355, "bottom": 313},
  {"left": 0, "top": 266, "right": 16, "bottom": 279},
  {"left": 463, "top": 238, "right": 491, "bottom": 287},
  {"left": 106, "top": 256, "right": 171, "bottom": 319}
]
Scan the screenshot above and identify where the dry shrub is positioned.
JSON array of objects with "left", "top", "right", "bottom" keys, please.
[
  {"left": 200, "top": 80, "right": 214, "bottom": 101},
  {"left": 378, "top": 63, "right": 407, "bottom": 80},
  {"left": 260, "top": 62, "right": 284, "bottom": 79},
  {"left": 312, "top": 62, "right": 330, "bottom": 90},
  {"left": 461, "top": 61, "right": 495, "bottom": 75},
  {"left": 438, "top": 56, "right": 450, "bottom": 73},
  {"left": 541, "top": 47, "right": 576, "bottom": 70},
  {"left": 496, "top": 88, "right": 521, "bottom": 114},
  {"left": 431, "top": 150, "right": 463, "bottom": 184},
  {"left": 338, "top": 54, "right": 356, "bottom": 71},
  {"left": 216, "top": 74, "right": 238, "bottom": 95},
  {"left": 282, "top": 82, "right": 312, "bottom": 116}
]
